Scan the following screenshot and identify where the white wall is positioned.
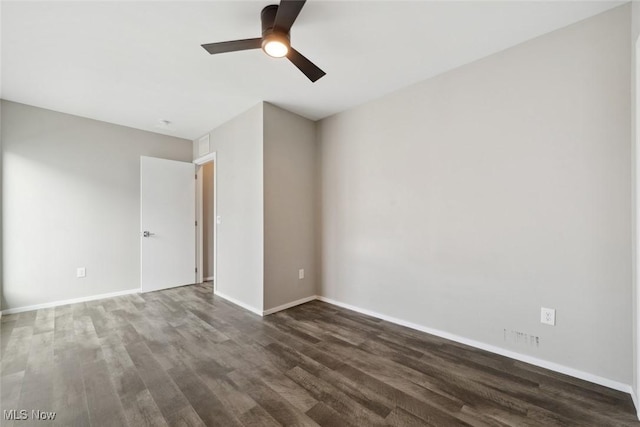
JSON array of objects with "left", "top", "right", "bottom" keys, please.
[
  {"left": 1, "top": 100, "right": 192, "bottom": 310},
  {"left": 263, "top": 103, "right": 317, "bottom": 310},
  {"left": 318, "top": 5, "right": 632, "bottom": 384},
  {"left": 194, "top": 103, "right": 264, "bottom": 312},
  {"left": 202, "top": 162, "right": 214, "bottom": 278}
]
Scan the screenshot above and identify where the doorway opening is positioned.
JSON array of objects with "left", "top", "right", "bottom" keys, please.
[{"left": 194, "top": 152, "right": 217, "bottom": 291}]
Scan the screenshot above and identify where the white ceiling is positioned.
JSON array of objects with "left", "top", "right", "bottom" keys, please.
[{"left": 1, "top": 1, "right": 624, "bottom": 140}]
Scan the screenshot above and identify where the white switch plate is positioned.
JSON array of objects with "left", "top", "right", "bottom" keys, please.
[
  {"left": 298, "top": 269, "right": 304, "bottom": 280},
  {"left": 77, "top": 267, "right": 86, "bottom": 278},
  {"left": 216, "top": 215, "right": 221, "bottom": 224},
  {"left": 541, "top": 307, "right": 555, "bottom": 326}
]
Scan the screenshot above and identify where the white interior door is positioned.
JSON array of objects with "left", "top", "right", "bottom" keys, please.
[{"left": 141, "top": 156, "right": 196, "bottom": 292}]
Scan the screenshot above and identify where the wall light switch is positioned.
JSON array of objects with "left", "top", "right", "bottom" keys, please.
[
  {"left": 541, "top": 307, "right": 555, "bottom": 326},
  {"left": 216, "top": 215, "right": 221, "bottom": 224},
  {"left": 298, "top": 269, "right": 304, "bottom": 280},
  {"left": 77, "top": 267, "right": 86, "bottom": 278}
]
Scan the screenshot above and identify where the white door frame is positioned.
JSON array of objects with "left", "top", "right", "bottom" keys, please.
[{"left": 194, "top": 152, "right": 217, "bottom": 291}]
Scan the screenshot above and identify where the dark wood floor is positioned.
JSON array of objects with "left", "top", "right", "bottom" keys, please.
[{"left": 1, "top": 283, "right": 637, "bottom": 426}]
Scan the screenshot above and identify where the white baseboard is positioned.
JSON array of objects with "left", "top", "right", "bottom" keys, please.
[
  {"left": 263, "top": 295, "right": 317, "bottom": 316},
  {"left": 316, "top": 296, "right": 632, "bottom": 395},
  {"left": 632, "top": 389, "right": 640, "bottom": 420},
  {"left": 214, "top": 290, "right": 263, "bottom": 317},
  {"left": 204, "top": 276, "right": 214, "bottom": 282},
  {"left": 2, "top": 285, "right": 634, "bottom": 401},
  {"left": 1, "top": 288, "right": 141, "bottom": 315}
]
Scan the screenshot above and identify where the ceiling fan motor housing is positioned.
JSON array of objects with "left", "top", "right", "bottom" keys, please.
[
  {"left": 261, "top": 5, "right": 280, "bottom": 36},
  {"left": 261, "top": 5, "right": 291, "bottom": 54}
]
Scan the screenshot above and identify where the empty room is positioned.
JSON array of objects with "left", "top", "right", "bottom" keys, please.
[{"left": 2, "top": 0, "right": 640, "bottom": 425}]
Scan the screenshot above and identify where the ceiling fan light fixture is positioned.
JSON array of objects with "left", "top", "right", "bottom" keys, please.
[
  {"left": 262, "top": 33, "right": 289, "bottom": 58},
  {"left": 201, "top": 1, "right": 326, "bottom": 82}
]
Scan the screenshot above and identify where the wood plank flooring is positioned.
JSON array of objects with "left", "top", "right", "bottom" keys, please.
[{"left": 1, "top": 282, "right": 638, "bottom": 426}]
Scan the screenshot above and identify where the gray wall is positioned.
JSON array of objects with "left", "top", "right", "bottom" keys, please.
[
  {"left": 1, "top": 100, "right": 3, "bottom": 310},
  {"left": 203, "top": 162, "right": 214, "bottom": 279},
  {"left": 194, "top": 103, "right": 264, "bottom": 312},
  {"left": 1, "top": 100, "right": 192, "bottom": 310},
  {"left": 263, "top": 103, "right": 317, "bottom": 310},
  {"left": 317, "top": 5, "right": 632, "bottom": 384},
  {"left": 632, "top": 0, "right": 640, "bottom": 407},
  {"left": 193, "top": 102, "right": 317, "bottom": 312},
  {"left": 0, "top": 101, "right": 3, "bottom": 310}
]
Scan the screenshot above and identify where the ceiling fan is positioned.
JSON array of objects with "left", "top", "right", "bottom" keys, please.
[{"left": 201, "top": 0, "right": 326, "bottom": 82}]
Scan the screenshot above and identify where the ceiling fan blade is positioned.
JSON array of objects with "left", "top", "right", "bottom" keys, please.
[
  {"left": 287, "top": 47, "right": 325, "bottom": 82},
  {"left": 201, "top": 38, "right": 262, "bottom": 55},
  {"left": 273, "top": 0, "right": 306, "bottom": 34}
]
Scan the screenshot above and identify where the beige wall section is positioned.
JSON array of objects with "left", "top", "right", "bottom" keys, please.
[
  {"left": 193, "top": 103, "right": 264, "bottom": 311},
  {"left": 263, "top": 103, "right": 317, "bottom": 311},
  {"left": 1, "top": 100, "right": 192, "bottom": 310},
  {"left": 202, "top": 162, "right": 214, "bottom": 279},
  {"left": 318, "top": 5, "right": 632, "bottom": 384}
]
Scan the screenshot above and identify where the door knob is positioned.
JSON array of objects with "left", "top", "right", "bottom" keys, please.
[{"left": 143, "top": 231, "right": 155, "bottom": 237}]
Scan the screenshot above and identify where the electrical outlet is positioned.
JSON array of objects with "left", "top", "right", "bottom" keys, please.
[
  {"left": 77, "top": 267, "right": 86, "bottom": 278},
  {"left": 541, "top": 307, "right": 555, "bottom": 326},
  {"left": 298, "top": 269, "right": 304, "bottom": 280}
]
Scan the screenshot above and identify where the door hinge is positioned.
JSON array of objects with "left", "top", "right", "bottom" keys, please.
[
  {"left": 195, "top": 267, "right": 198, "bottom": 273},
  {"left": 195, "top": 220, "right": 198, "bottom": 226},
  {"left": 195, "top": 174, "right": 197, "bottom": 180}
]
